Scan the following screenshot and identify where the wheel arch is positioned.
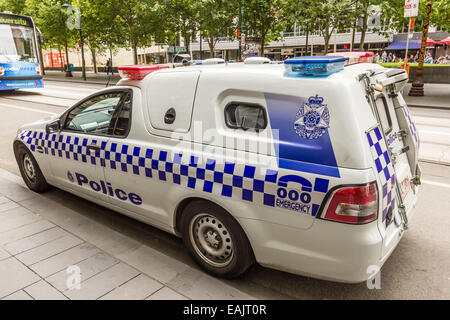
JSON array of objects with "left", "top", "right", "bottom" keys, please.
[{"left": 173, "top": 197, "right": 254, "bottom": 250}]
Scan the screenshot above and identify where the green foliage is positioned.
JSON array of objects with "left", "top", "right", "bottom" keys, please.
[
  {"left": 0, "top": 0, "right": 447, "bottom": 62},
  {"left": 197, "top": 0, "right": 237, "bottom": 56},
  {"left": 242, "top": 0, "right": 293, "bottom": 54}
]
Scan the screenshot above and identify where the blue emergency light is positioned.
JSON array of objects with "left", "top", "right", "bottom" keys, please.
[{"left": 284, "top": 56, "right": 347, "bottom": 77}]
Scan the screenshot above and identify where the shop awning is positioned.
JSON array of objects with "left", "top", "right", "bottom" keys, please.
[{"left": 385, "top": 40, "right": 422, "bottom": 50}]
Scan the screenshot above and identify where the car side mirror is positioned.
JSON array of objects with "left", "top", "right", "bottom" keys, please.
[{"left": 46, "top": 119, "right": 61, "bottom": 134}]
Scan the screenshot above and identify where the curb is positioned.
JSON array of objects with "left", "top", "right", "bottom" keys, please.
[
  {"left": 408, "top": 104, "right": 450, "bottom": 110},
  {"left": 43, "top": 77, "right": 119, "bottom": 86}
]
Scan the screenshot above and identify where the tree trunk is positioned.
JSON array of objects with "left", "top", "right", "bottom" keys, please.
[
  {"left": 208, "top": 37, "right": 214, "bottom": 58},
  {"left": 131, "top": 35, "right": 138, "bottom": 64},
  {"left": 260, "top": 36, "right": 265, "bottom": 57},
  {"left": 58, "top": 47, "right": 64, "bottom": 72},
  {"left": 359, "top": 10, "right": 369, "bottom": 51},
  {"left": 90, "top": 47, "right": 97, "bottom": 73},
  {"left": 64, "top": 38, "right": 70, "bottom": 66},
  {"left": 322, "top": 20, "right": 331, "bottom": 54},
  {"left": 184, "top": 35, "right": 190, "bottom": 53}
]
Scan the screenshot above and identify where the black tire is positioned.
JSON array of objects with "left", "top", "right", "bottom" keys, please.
[
  {"left": 16, "top": 144, "right": 50, "bottom": 193},
  {"left": 180, "top": 200, "right": 255, "bottom": 279}
]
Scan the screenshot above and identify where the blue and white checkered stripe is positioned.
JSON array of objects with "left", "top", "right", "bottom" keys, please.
[
  {"left": 402, "top": 106, "right": 419, "bottom": 160},
  {"left": 20, "top": 131, "right": 333, "bottom": 211},
  {"left": 366, "top": 127, "right": 396, "bottom": 222},
  {"left": 103, "top": 139, "right": 280, "bottom": 207}
]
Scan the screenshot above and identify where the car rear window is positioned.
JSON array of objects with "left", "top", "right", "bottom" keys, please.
[{"left": 375, "top": 96, "right": 392, "bottom": 134}]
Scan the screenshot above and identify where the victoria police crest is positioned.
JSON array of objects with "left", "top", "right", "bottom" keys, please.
[{"left": 294, "top": 95, "right": 330, "bottom": 140}]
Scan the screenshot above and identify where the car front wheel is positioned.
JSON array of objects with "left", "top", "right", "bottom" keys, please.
[{"left": 16, "top": 144, "right": 50, "bottom": 193}]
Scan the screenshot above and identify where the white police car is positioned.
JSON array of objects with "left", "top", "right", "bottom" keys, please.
[{"left": 13, "top": 57, "right": 420, "bottom": 282}]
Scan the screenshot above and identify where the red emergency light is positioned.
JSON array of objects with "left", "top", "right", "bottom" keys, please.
[{"left": 118, "top": 65, "right": 169, "bottom": 80}]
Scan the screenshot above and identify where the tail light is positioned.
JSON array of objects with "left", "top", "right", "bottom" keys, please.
[
  {"left": 36, "top": 64, "right": 41, "bottom": 74},
  {"left": 323, "top": 183, "right": 378, "bottom": 224}
]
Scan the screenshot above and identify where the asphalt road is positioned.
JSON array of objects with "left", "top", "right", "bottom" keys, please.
[{"left": 0, "top": 80, "right": 449, "bottom": 299}]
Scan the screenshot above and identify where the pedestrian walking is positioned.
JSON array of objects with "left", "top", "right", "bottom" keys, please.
[
  {"left": 106, "top": 58, "right": 113, "bottom": 75},
  {"left": 381, "top": 51, "right": 387, "bottom": 63}
]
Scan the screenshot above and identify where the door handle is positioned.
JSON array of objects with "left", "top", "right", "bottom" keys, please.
[
  {"left": 86, "top": 144, "right": 100, "bottom": 152},
  {"left": 36, "top": 146, "right": 44, "bottom": 154}
]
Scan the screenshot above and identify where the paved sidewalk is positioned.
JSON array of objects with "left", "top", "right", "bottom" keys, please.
[
  {"left": 0, "top": 169, "right": 284, "bottom": 300},
  {"left": 403, "top": 83, "right": 450, "bottom": 109},
  {"left": 43, "top": 70, "right": 121, "bottom": 86}
]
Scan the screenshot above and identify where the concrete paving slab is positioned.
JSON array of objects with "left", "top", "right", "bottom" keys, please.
[
  {"left": 0, "top": 210, "right": 41, "bottom": 233},
  {"left": 0, "top": 220, "right": 55, "bottom": 245},
  {"left": 15, "top": 234, "right": 83, "bottom": 266},
  {"left": 0, "top": 196, "right": 9, "bottom": 205},
  {"left": 99, "top": 274, "right": 163, "bottom": 300},
  {"left": 63, "top": 262, "right": 140, "bottom": 300},
  {"left": 0, "top": 201, "right": 19, "bottom": 213},
  {"left": 3, "top": 227, "right": 67, "bottom": 255},
  {"left": 0, "top": 257, "right": 40, "bottom": 298},
  {"left": 30, "top": 243, "right": 100, "bottom": 278},
  {"left": 18, "top": 195, "right": 142, "bottom": 255},
  {"left": 0, "top": 206, "right": 37, "bottom": 221},
  {"left": 1, "top": 290, "right": 33, "bottom": 300},
  {"left": 46, "top": 252, "right": 119, "bottom": 292},
  {"left": 24, "top": 280, "right": 68, "bottom": 300},
  {"left": 146, "top": 287, "right": 188, "bottom": 300},
  {"left": 115, "top": 244, "right": 190, "bottom": 284},
  {"left": 0, "top": 246, "right": 10, "bottom": 261},
  {"left": 0, "top": 181, "right": 37, "bottom": 202},
  {"left": 167, "top": 267, "right": 255, "bottom": 300}
]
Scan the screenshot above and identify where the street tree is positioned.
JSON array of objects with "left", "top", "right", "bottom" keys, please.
[
  {"left": 242, "top": 0, "right": 292, "bottom": 56},
  {"left": 164, "top": 0, "right": 199, "bottom": 53},
  {"left": 197, "top": 0, "right": 237, "bottom": 58},
  {"left": 102, "top": 0, "right": 167, "bottom": 64},
  {"left": 26, "top": 0, "right": 78, "bottom": 70}
]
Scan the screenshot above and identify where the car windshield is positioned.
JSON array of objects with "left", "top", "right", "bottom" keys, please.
[{"left": 0, "top": 24, "right": 37, "bottom": 63}]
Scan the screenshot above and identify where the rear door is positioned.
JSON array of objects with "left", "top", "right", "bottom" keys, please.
[{"left": 365, "top": 69, "right": 420, "bottom": 258}]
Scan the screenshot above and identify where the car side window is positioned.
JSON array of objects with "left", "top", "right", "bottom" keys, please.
[
  {"left": 225, "top": 103, "right": 267, "bottom": 131},
  {"left": 64, "top": 92, "right": 126, "bottom": 135},
  {"left": 110, "top": 92, "right": 132, "bottom": 137},
  {"left": 375, "top": 96, "right": 392, "bottom": 134}
]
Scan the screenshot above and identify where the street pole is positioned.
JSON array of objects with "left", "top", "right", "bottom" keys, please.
[
  {"left": 409, "top": 0, "right": 432, "bottom": 96},
  {"left": 350, "top": 0, "right": 358, "bottom": 51},
  {"left": 404, "top": 17, "right": 412, "bottom": 66},
  {"left": 238, "top": 0, "right": 242, "bottom": 62},
  {"left": 79, "top": 27, "right": 86, "bottom": 81},
  {"left": 305, "top": 23, "right": 309, "bottom": 56}
]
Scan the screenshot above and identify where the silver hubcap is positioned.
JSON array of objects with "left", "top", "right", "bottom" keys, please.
[
  {"left": 189, "top": 214, "right": 233, "bottom": 267},
  {"left": 23, "top": 154, "right": 36, "bottom": 181}
]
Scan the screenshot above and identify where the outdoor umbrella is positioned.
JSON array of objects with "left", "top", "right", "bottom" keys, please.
[
  {"left": 426, "top": 37, "right": 437, "bottom": 45},
  {"left": 438, "top": 36, "right": 450, "bottom": 44}
]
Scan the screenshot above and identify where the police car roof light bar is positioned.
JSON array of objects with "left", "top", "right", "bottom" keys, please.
[
  {"left": 284, "top": 56, "right": 347, "bottom": 77},
  {"left": 118, "top": 65, "right": 169, "bottom": 81}
]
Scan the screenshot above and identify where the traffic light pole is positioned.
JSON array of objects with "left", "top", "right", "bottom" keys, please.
[{"left": 238, "top": 0, "right": 242, "bottom": 62}]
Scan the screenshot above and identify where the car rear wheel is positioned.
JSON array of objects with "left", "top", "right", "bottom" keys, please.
[
  {"left": 17, "top": 144, "right": 50, "bottom": 193},
  {"left": 181, "top": 200, "right": 255, "bottom": 278}
]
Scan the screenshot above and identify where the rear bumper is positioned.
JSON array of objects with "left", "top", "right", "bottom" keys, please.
[{"left": 239, "top": 217, "right": 400, "bottom": 283}]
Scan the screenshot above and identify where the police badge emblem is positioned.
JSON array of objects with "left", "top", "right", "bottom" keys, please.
[{"left": 294, "top": 95, "right": 330, "bottom": 140}]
